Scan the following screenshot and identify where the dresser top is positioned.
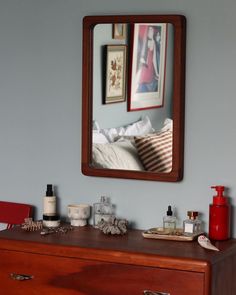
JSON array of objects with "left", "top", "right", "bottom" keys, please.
[{"left": 0, "top": 225, "right": 235, "bottom": 271}]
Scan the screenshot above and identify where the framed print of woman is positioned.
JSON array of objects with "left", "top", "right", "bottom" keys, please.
[
  {"left": 129, "top": 23, "right": 167, "bottom": 111},
  {"left": 137, "top": 26, "right": 160, "bottom": 93}
]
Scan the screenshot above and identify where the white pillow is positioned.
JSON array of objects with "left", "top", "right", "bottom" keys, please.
[
  {"left": 92, "top": 130, "right": 109, "bottom": 144},
  {"left": 100, "top": 116, "right": 154, "bottom": 143},
  {"left": 100, "top": 126, "right": 125, "bottom": 143},
  {"left": 115, "top": 135, "right": 136, "bottom": 147},
  {"left": 92, "top": 140, "right": 144, "bottom": 171},
  {"left": 124, "top": 115, "right": 154, "bottom": 136},
  {"left": 161, "top": 118, "right": 173, "bottom": 132}
]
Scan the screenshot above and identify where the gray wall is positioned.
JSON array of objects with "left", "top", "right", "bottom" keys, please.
[{"left": 1, "top": 0, "right": 236, "bottom": 236}]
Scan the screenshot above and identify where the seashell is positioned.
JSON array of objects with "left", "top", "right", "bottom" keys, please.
[{"left": 198, "top": 235, "right": 220, "bottom": 251}]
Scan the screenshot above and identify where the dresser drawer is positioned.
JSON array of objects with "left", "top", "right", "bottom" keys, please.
[{"left": 0, "top": 249, "right": 204, "bottom": 295}]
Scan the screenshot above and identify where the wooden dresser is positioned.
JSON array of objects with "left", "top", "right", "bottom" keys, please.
[{"left": 0, "top": 226, "right": 236, "bottom": 295}]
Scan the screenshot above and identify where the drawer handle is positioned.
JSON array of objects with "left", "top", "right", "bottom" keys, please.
[
  {"left": 10, "top": 273, "right": 34, "bottom": 281},
  {"left": 143, "top": 291, "right": 170, "bottom": 295}
]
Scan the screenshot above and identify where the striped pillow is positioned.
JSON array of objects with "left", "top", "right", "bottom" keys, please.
[{"left": 134, "top": 131, "right": 172, "bottom": 173}]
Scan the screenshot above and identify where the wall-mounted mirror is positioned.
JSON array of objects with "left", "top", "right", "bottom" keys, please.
[{"left": 82, "top": 15, "right": 186, "bottom": 182}]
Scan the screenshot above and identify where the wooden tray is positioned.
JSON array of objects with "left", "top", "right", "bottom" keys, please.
[{"left": 142, "top": 227, "right": 201, "bottom": 242}]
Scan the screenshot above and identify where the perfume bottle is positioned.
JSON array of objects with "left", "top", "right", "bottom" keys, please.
[
  {"left": 183, "top": 211, "right": 202, "bottom": 236},
  {"left": 163, "top": 205, "right": 176, "bottom": 234},
  {"left": 93, "top": 196, "right": 114, "bottom": 227}
]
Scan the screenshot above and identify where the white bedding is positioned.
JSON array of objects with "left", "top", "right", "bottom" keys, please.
[
  {"left": 93, "top": 116, "right": 154, "bottom": 143},
  {"left": 92, "top": 118, "right": 173, "bottom": 171},
  {"left": 92, "top": 140, "right": 144, "bottom": 171}
]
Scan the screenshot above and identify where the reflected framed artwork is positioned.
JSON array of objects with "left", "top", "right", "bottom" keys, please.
[
  {"left": 104, "top": 45, "right": 127, "bottom": 104},
  {"left": 128, "top": 23, "right": 167, "bottom": 111},
  {"left": 112, "top": 23, "right": 127, "bottom": 39}
]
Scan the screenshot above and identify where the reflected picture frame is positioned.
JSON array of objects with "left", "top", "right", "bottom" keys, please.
[
  {"left": 104, "top": 45, "right": 127, "bottom": 104},
  {"left": 128, "top": 23, "right": 167, "bottom": 111},
  {"left": 112, "top": 23, "right": 127, "bottom": 39}
]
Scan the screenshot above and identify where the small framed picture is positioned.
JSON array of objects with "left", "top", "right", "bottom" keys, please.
[
  {"left": 128, "top": 23, "right": 167, "bottom": 111},
  {"left": 104, "top": 45, "right": 127, "bottom": 104},
  {"left": 112, "top": 23, "right": 126, "bottom": 40}
]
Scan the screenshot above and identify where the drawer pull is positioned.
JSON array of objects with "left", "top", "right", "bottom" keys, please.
[
  {"left": 10, "top": 273, "right": 34, "bottom": 281},
  {"left": 143, "top": 291, "right": 170, "bottom": 295}
]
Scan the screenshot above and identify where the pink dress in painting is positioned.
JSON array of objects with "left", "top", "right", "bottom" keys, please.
[{"left": 138, "top": 48, "right": 155, "bottom": 84}]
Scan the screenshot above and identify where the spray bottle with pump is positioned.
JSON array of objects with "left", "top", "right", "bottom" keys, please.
[{"left": 209, "top": 186, "right": 230, "bottom": 240}]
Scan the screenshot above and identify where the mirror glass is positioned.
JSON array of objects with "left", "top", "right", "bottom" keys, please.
[{"left": 82, "top": 15, "right": 186, "bottom": 182}]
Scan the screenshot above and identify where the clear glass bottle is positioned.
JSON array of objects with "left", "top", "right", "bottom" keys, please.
[
  {"left": 183, "top": 211, "right": 202, "bottom": 236},
  {"left": 163, "top": 205, "right": 176, "bottom": 234},
  {"left": 93, "top": 196, "right": 114, "bottom": 228}
]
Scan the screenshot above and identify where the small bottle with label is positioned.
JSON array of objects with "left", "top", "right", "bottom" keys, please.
[
  {"left": 93, "top": 196, "right": 114, "bottom": 228},
  {"left": 43, "top": 184, "right": 56, "bottom": 215},
  {"left": 163, "top": 205, "right": 176, "bottom": 234},
  {"left": 43, "top": 184, "right": 60, "bottom": 228},
  {"left": 183, "top": 211, "right": 202, "bottom": 236}
]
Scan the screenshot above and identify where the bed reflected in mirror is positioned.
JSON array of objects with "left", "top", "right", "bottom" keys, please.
[{"left": 82, "top": 15, "right": 186, "bottom": 182}]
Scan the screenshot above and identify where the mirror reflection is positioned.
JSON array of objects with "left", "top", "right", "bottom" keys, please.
[
  {"left": 92, "top": 23, "right": 174, "bottom": 173},
  {"left": 81, "top": 15, "right": 186, "bottom": 182}
]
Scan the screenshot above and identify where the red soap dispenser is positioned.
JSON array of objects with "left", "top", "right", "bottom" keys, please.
[{"left": 209, "top": 186, "right": 230, "bottom": 240}]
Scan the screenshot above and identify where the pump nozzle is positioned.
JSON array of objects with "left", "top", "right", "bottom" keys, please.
[
  {"left": 211, "top": 186, "right": 224, "bottom": 197},
  {"left": 211, "top": 185, "right": 227, "bottom": 205},
  {"left": 46, "top": 184, "right": 53, "bottom": 196}
]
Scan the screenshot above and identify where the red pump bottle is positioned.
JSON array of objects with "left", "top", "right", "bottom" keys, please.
[{"left": 209, "top": 186, "right": 230, "bottom": 240}]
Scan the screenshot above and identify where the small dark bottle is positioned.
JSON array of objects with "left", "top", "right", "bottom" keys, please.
[
  {"left": 209, "top": 186, "right": 230, "bottom": 240},
  {"left": 43, "top": 184, "right": 56, "bottom": 216}
]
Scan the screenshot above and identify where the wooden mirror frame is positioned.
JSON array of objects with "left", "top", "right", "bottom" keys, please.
[{"left": 82, "top": 15, "right": 186, "bottom": 182}]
